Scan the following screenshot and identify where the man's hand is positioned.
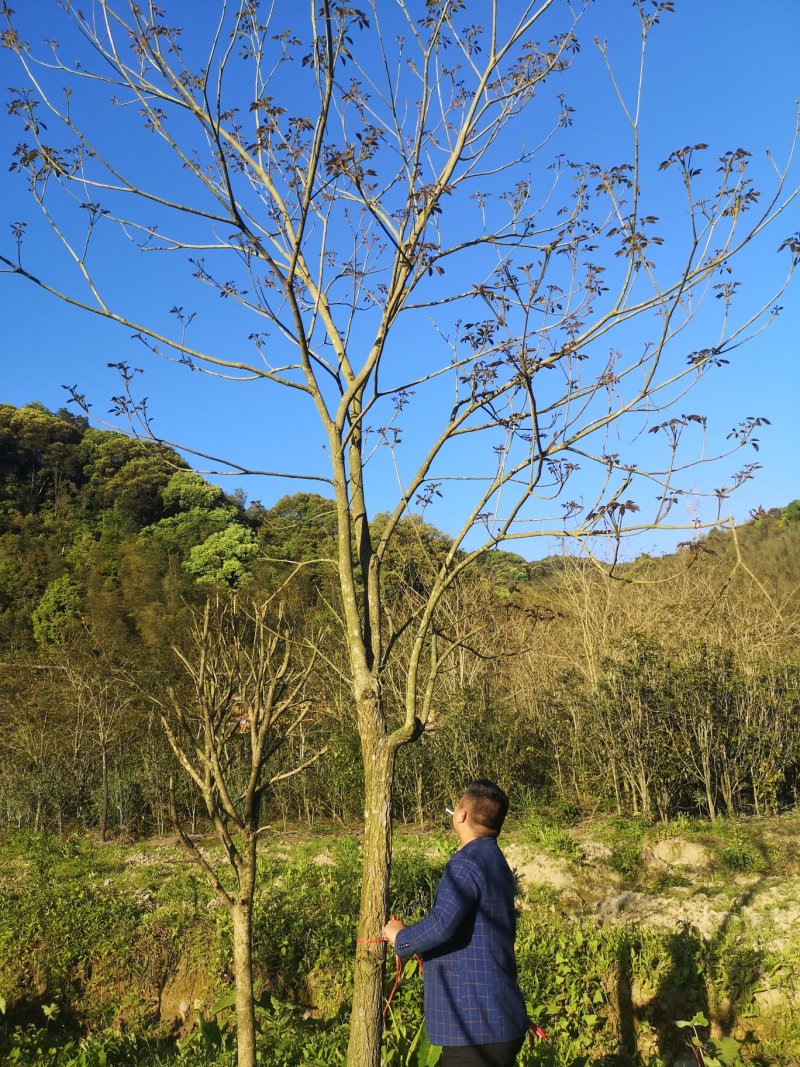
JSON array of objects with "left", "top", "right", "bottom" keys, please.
[{"left": 382, "top": 918, "right": 405, "bottom": 947}]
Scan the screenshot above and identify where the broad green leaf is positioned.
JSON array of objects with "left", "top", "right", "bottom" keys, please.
[
  {"left": 210, "top": 989, "right": 237, "bottom": 1015},
  {"left": 713, "top": 1035, "right": 744, "bottom": 1065},
  {"left": 419, "top": 1039, "right": 442, "bottom": 1067},
  {"left": 677, "top": 1010, "right": 708, "bottom": 1028}
]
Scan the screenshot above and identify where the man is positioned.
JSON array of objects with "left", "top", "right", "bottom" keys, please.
[{"left": 382, "top": 780, "right": 529, "bottom": 1067}]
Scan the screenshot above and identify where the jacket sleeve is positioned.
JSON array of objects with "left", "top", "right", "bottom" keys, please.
[{"left": 394, "top": 854, "right": 481, "bottom": 958}]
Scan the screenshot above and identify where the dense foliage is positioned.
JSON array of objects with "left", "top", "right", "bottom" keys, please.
[{"left": 1, "top": 401, "right": 799, "bottom": 837}]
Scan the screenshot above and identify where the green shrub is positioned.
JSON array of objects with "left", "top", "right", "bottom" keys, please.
[
  {"left": 518, "top": 813, "right": 581, "bottom": 861},
  {"left": 720, "top": 841, "right": 758, "bottom": 872},
  {"left": 609, "top": 841, "right": 644, "bottom": 884},
  {"left": 0, "top": 856, "right": 141, "bottom": 1010}
]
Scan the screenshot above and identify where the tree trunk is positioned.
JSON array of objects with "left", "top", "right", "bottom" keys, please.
[
  {"left": 636, "top": 766, "right": 651, "bottom": 820},
  {"left": 415, "top": 769, "right": 424, "bottom": 828},
  {"left": 751, "top": 764, "right": 761, "bottom": 815},
  {"left": 232, "top": 890, "right": 257, "bottom": 1067},
  {"left": 99, "top": 743, "right": 108, "bottom": 842},
  {"left": 347, "top": 737, "right": 395, "bottom": 1067},
  {"left": 611, "top": 759, "right": 622, "bottom": 816},
  {"left": 701, "top": 750, "right": 716, "bottom": 821},
  {"left": 720, "top": 768, "right": 733, "bottom": 818}
]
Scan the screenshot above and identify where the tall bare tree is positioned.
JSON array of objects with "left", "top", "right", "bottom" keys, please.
[
  {"left": 157, "top": 595, "right": 322, "bottom": 1067},
  {"left": 2, "top": 2, "right": 798, "bottom": 1060}
]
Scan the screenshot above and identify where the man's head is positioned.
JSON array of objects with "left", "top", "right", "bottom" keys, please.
[{"left": 454, "top": 780, "right": 509, "bottom": 839}]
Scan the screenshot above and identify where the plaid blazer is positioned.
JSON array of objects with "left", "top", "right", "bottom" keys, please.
[{"left": 394, "top": 836, "right": 529, "bottom": 1047}]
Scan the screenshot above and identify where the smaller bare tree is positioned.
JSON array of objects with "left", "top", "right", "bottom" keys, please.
[
  {"left": 156, "top": 594, "right": 323, "bottom": 1067},
  {"left": 62, "top": 645, "right": 132, "bottom": 841}
]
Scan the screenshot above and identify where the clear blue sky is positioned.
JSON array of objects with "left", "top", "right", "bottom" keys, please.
[{"left": 1, "top": 1, "right": 798, "bottom": 559}]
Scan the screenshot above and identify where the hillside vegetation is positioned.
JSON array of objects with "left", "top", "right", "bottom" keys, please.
[{"left": 2, "top": 401, "right": 798, "bottom": 835}]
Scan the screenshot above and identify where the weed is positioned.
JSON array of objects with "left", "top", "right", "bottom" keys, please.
[
  {"left": 651, "top": 870, "right": 692, "bottom": 892},
  {"left": 676, "top": 1011, "right": 768, "bottom": 1066},
  {"left": 518, "top": 814, "right": 581, "bottom": 861},
  {"left": 719, "top": 832, "right": 760, "bottom": 873},
  {"left": 2, "top": 823, "right": 800, "bottom": 1065},
  {"left": 609, "top": 841, "right": 644, "bottom": 884},
  {"left": 655, "top": 813, "right": 702, "bottom": 839}
]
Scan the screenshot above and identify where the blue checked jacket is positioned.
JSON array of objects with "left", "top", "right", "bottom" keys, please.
[{"left": 393, "top": 835, "right": 529, "bottom": 1047}]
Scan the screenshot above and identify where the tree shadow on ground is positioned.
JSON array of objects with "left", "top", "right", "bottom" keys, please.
[{"left": 594, "top": 878, "right": 766, "bottom": 1065}]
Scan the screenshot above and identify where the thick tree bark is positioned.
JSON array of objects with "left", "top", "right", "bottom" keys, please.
[
  {"left": 232, "top": 851, "right": 257, "bottom": 1067},
  {"left": 347, "top": 736, "right": 395, "bottom": 1067}
]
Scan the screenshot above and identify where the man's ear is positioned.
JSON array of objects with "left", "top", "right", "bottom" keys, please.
[{"left": 455, "top": 806, "right": 468, "bottom": 825}]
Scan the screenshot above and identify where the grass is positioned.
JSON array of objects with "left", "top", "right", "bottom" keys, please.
[
  {"left": 650, "top": 870, "right": 692, "bottom": 893},
  {"left": 1, "top": 815, "right": 799, "bottom": 1065},
  {"left": 516, "top": 812, "right": 582, "bottom": 862}
]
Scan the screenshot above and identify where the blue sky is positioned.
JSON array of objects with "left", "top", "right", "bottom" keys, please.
[{"left": 1, "top": 0, "right": 798, "bottom": 559}]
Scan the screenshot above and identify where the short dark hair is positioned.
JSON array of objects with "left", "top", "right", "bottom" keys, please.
[{"left": 461, "top": 780, "right": 509, "bottom": 836}]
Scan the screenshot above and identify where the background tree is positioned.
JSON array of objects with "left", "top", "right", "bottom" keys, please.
[
  {"left": 155, "top": 593, "right": 323, "bottom": 1067},
  {"left": 0, "top": 660, "right": 73, "bottom": 831},
  {"left": 61, "top": 638, "right": 134, "bottom": 841},
  {"left": 31, "top": 575, "right": 81, "bottom": 647},
  {"left": 2, "top": 2, "right": 799, "bottom": 1061}
]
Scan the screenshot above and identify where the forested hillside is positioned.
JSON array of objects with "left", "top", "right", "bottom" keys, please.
[{"left": 1, "top": 402, "right": 799, "bottom": 835}]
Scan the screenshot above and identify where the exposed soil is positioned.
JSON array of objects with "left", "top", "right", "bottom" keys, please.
[
  {"left": 504, "top": 833, "right": 800, "bottom": 948},
  {"left": 158, "top": 953, "right": 215, "bottom": 1035},
  {"left": 501, "top": 816, "right": 800, "bottom": 1052}
]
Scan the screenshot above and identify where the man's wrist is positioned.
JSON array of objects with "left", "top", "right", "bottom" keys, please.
[{"left": 382, "top": 918, "right": 406, "bottom": 947}]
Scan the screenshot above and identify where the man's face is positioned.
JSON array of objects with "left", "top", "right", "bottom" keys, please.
[{"left": 452, "top": 794, "right": 467, "bottom": 834}]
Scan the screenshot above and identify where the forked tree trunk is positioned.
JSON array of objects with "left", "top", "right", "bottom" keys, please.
[{"left": 347, "top": 736, "right": 395, "bottom": 1067}]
